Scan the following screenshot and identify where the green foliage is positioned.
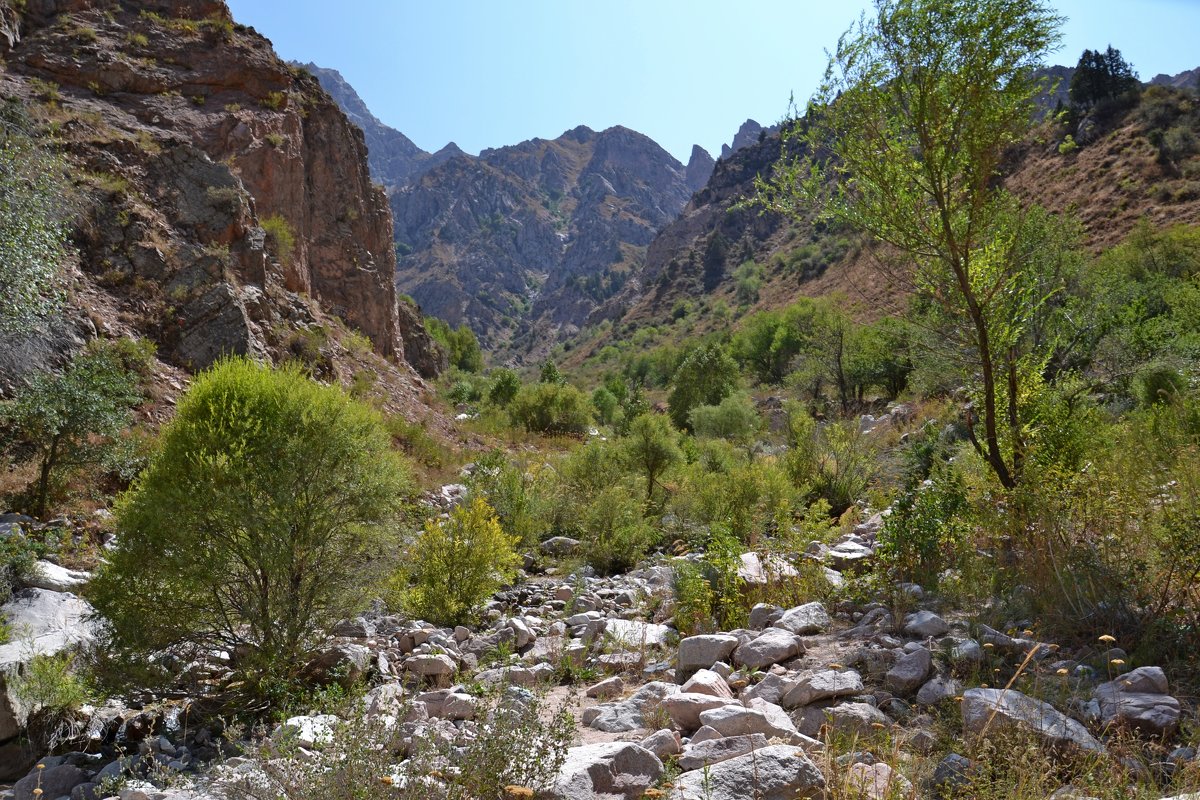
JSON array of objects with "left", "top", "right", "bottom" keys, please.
[
  {"left": 764, "top": 0, "right": 1064, "bottom": 489},
  {"left": 539, "top": 359, "right": 565, "bottom": 385},
  {"left": 426, "top": 318, "right": 483, "bottom": 372},
  {"left": 0, "top": 338, "right": 147, "bottom": 518},
  {"left": 260, "top": 213, "right": 295, "bottom": 267},
  {"left": 620, "top": 413, "right": 682, "bottom": 502},
  {"left": 9, "top": 651, "right": 89, "bottom": 717},
  {"left": 673, "top": 445, "right": 797, "bottom": 546},
  {"left": 466, "top": 450, "right": 546, "bottom": 548},
  {"left": 226, "top": 689, "right": 574, "bottom": 800},
  {"left": 689, "top": 394, "right": 762, "bottom": 445},
  {"left": 1072, "top": 222, "right": 1200, "bottom": 400},
  {"left": 1069, "top": 45, "right": 1140, "bottom": 110},
  {"left": 0, "top": 101, "right": 73, "bottom": 332},
  {"left": 591, "top": 386, "right": 619, "bottom": 426},
  {"left": 877, "top": 467, "right": 970, "bottom": 588},
  {"left": 509, "top": 381, "right": 592, "bottom": 436},
  {"left": 579, "top": 486, "right": 657, "bottom": 575},
  {"left": 89, "top": 358, "right": 411, "bottom": 711},
  {"left": 403, "top": 497, "right": 520, "bottom": 626},
  {"left": 0, "top": 527, "right": 38, "bottom": 607},
  {"left": 671, "top": 526, "right": 745, "bottom": 634},
  {"left": 668, "top": 342, "right": 739, "bottom": 430},
  {"left": 783, "top": 404, "right": 874, "bottom": 515},
  {"left": 733, "top": 259, "right": 762, "bottom": 305},
  {"left": 486, "top": 367, "right": 522, "bottom": 407}
]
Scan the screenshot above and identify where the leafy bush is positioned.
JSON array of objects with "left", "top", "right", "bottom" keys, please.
[
  {"left": 620, "top": 413, "right": 682, "bottom": 503},
  {"left": 9, "top": 651, "right": 90, "bottom": 751},
  {"left": 225, "top": 689, "right": 574, "bottom": 800},
  {"left": 579, "top": 486, "right": 657, "bottom": 575},
  {"left": 0, "top": 338, "right": 147, "bottom": 517},
  {"left": 486, "top": 367, "right": 521, "bottom": 407},
  {"left": 466, "top": 450, "right": 546, "bottom": 548},
  {"left": 260, "top": 213, "right": 295, "bottom": 267},
  {"left": 591, "top": 386, "right": 619, "bottom": 426},
  {"left": 403, "top": 498, "right": 520, "bottom": 626},
  {"left": 667, "top": 342, "right": 739, "bottom": 430},
  {"left": 509, "top": 382, "right": 591, "bottom": 435},
  {"left": 426, "top": 318, "right": 483, "bottom": 372},
  {"left": 89, "top": 358, "right": 411, "bottom": 710},
  {"left": 689, "top": 394, "right": 762, "bottom": 445},
  {"left": 877, "top": 467, "right": 970, "bottom": 589},
  {"left": 670, "top": 526, "right": 744, "bottom": 634},
  {"left": 673, "top": 448, "right": 796, "bottom": 546},
  {"left": 784, "top": 404, "right": 874, "bottom": 515}
]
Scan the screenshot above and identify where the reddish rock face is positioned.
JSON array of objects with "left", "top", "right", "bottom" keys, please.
[{"left": 0, "top": 0, "right": 442, "bottom": 376}]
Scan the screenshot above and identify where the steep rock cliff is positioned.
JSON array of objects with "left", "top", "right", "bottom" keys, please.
[
  {"left": 299, "top": 62, "right": 463, "bottom": 191},
  {"left": 0, "top": 0, "right": 444, "bottom": 386}
]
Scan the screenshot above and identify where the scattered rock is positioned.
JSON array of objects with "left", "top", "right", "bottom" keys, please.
[
  {"left": 774, "top": 602, "right": 832, "bottom": 635},
  {"left": 672, "top": 744, "right": 826, "bottom": 800},
  {"left": 962, "top": 688, "right": 1104, "bottom": 753},
  {"left": 546, "top": 742, "right": 663, "bottom": 800},
  {"left": 903, "top": 611, "right": 950, "bottom": 638}
]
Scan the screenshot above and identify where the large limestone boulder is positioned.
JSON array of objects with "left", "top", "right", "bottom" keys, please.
[
  {"left": 546, "top": 742, "right": 663, "bottom": 800},
  {"left": 23, "top": 560, "right": 90, "bottom": 593},
  {"left": 885, "top": 648, "right": 932, "bottom": 695},
  {"left": 961, "top": 688, "right": 1104, "bottom": 753},
  {"left": 672, "top": 744, "right": 826, "bottom": 800},
  {"left": 584, "top": 681, "right": 678, "bottom": 733},
  {"left": 660, "top": 692, "right": 736, "bottom": 731}
]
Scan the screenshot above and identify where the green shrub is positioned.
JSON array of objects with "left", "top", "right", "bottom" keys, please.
[
  {"left": 486, "top": 367, "right": 521, "bottom": 407},
  {"left": 509, "top": 382, "right": 591, "bottom": 435},
  {"left": 591, "top": 386, "right": 619, "bottom": 426},
  {"left": 426, "top": 318, "right": 483, "bottom": 372},
  {"left": 89, "top": 358, "right": 411, "bottom": 711},
  {"left": 579, "top": 486, "right": 656, "bottom": 575},
  {"left": 689, "top": 393, "right": 762, "bottom": 445},
  {"left": 668, "top": 342, "right": 739, "bottom": 430},
  {"left": 466, "top": 450, "right": 546, "bottom": 548},
  {"left": 670, "top": 526, "right": 744, "bottom": 634},
  {"left": 225, "top": 689, "right": 574, "bottom": 800},
  {"left": 261, "top": 213, "right": 296, "bottom": 267},
  {"left": 0, "top": 338, "right": 147, "bottom": 517},
  {"left": 0, "top": 101, "right": 72, "bottom": 332},
  {"left": 403, "top": 498, "right": 520, "bottom": 626},
  {"left": 877, "top": 467, "right": 970, "bottom": 589},
  {"left": 620, "top": 413, "right": 682, "bottom": 503}
]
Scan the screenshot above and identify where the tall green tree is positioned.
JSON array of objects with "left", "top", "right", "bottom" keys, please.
[
  {"left": 1069, "top": 46, "right": 1139, "bottom": 109},
  {"left": 621, "top": 412, "right": 682, "bottom": 502},
  {"left": 761, "top": 0, "right": 1063, "bottom": 489},
  {"left": 667, "top": 342, "right": 739, "bottom": 430},
  {"left": 1, "top": 340, "right": 146, "bottom": 518}
]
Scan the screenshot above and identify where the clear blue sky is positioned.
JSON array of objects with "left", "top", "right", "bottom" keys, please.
[{"left": 224, "top": 0, "right": 1200, "bottom": 164}]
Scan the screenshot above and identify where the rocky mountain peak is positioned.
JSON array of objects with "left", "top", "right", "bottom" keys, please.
[
  {"left": 721, "top": 118, "right": 769, "bottom": 159},
  {"left": 685, "top": 144, "right": 716, "bottom": 193}
]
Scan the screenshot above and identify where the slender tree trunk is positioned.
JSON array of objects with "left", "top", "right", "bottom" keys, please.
[{"left": 35, "top": 437, "right": 60, "bottom": 519}]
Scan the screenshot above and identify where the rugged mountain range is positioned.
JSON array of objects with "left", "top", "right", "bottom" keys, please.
[
  {"left": 299, "top": 63, "right": 463, "bottom": 191},
  {"left": 389, "top": 124, "right": 698, "bottom": 358},
  {"left": 568, "top": 67, "right": 1200, "bottom": 362},
  {"left": 0, "top": 0, "right": 443, "bottom": 405}
]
